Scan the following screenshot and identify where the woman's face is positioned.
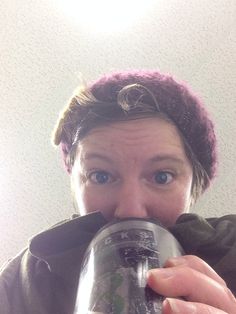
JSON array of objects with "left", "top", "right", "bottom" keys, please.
[{"left": 71, "top": 117, "right": 193, "bottom": 227}]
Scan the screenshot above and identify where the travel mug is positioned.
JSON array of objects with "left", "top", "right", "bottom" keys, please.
[{"left": 74, "top": 217, "right": 184, "bottom": 314}]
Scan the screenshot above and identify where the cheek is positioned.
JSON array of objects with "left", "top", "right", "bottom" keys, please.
[
  {"left": 73, "top": 184, "right": 92, "bottom": 215},
  {"left": 174, "top": 182, "right": 192, "bottom": 212},
  {"left": 156, "top": 186, "right": 192, "bottom": 226},
  {"left": 178, "top": 185, "right": 193, "bottom": 212},
  {"left": 72, "top": 177, "right": 87, "bottom": 214},
  {"left": 74, "top": 184, "right": 114, "bottom": 216}
]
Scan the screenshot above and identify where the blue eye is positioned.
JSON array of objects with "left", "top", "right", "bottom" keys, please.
[
  {"left": 154, "top": 171, "right": 173, "bottom": 184},
  {"left": 89, "top": 171, "right": 110, "bottom": 184}
]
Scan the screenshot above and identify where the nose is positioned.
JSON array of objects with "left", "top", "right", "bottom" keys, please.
[{"left": 114, "top": 180, "right": 149, "bottom": 219}]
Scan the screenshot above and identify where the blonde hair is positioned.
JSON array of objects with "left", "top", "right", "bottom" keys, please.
[{"left": 52, "top": 85, "right": 97, "bottom": 147}]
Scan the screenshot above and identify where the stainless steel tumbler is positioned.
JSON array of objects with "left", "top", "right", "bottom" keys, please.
[{"left": 74, "top": 217, "right": 184, "bottom": 314}]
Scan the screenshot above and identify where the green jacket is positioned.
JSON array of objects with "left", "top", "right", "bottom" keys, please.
[{"left": 0, "top": 212, "right": 236, "bottom": 314}]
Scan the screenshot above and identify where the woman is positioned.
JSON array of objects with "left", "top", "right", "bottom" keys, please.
[{"left": 1, "top": 70, "right": 236, "bottom": 313}]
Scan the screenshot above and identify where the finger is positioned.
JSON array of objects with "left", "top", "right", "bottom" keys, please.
[
  {"left": 147, "top": 267, "right": 236, "bottom": 313},
  {"left": 162, "top": 298, "right": 228, "bottom": 314},
  {"left": 164, "top": 255, "right": 227, "bottom": 286}
]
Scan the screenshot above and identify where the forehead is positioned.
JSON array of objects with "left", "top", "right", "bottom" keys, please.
[{"left": 76, "top": 117, "right": 188, "bottom": 162}]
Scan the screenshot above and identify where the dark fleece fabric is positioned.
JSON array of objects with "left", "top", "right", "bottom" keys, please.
[{"left": 0, "top": 212, "right": 235, "bottom": 314}]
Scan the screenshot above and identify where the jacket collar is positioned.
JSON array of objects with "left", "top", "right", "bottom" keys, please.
[{"left": 29, "top": 212, "right": 107, "bottom": 261}]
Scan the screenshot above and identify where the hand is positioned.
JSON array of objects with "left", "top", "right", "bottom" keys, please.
[{"left": 147, "top": 255, "right": 236, "bottom": 313}]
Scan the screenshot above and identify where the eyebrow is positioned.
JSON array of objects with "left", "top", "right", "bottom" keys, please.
[
  {"left": 82, "top": 153, "right": 115, "bottom": 164},
  {"left": 82, "top": 152, "right": 185, "bottom": 166},
  {"left": 149, "top": 155, "right": 185, "bottom": 166}
]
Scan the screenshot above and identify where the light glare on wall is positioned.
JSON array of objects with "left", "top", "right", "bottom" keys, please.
[{"left": 57, "top": 0, "right": 155, "bottom": 33}]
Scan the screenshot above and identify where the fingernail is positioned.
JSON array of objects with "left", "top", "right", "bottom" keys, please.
[
  {"left": 166, "top": 298, "right": 197, "bottom": 313},
  {"left": 165, "top": 298, "right": 181, "bottom": 313},
  {"left": 148, "top": 268, "right": 175, "bottom": 280},
  {"left": 167, "top": 256, "right": 186, "bottom": 266}
]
